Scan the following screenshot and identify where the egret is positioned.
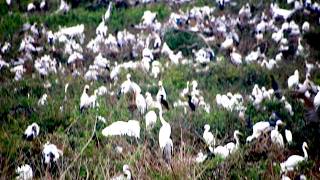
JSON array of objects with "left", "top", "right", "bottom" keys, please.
[
  {"left": 102, "top": 120, "right": 140, "bottom": 139},
  {"left": 270, "top": 120, "right": 284, "bottom": 147},
  {"left": 285, "top": 129, "right": 293, "bottom": 145},
  {"left": 16, "top": 164, "right": 33, "bottom": 180},
  {"left": 225, "top": 130, "right": 242, "bottom": 154},
  {"left": 145, "top": 110, "right": 157, "bottom": 130},
  {"left": 158, "top": 108, "right": 173, "bottom": 164},
  {"left": 280, "top": 142, "right": 308, "bottom": 173},
  {"left": 203, "top": 124, "right": 215, "bottom": 151},
  {"left": 111, "top": 164, "right": 131, "bottom": 180},
  {"left": 135, "top": 91, "right": 147, "bottom": 115},
  {"left": 195, "top": 151, "right": 208, "bottom": 163},
  {"left": 42, "top": 142, "right": 63, "bottom": 164},
  {"left": 156, "top": 81, "right": 167, "bottom": 102},
  {"left": 288, "top": 70, "right": 299, "bottom": 89},
  {"left": 23, "top": 123, "right": 40, "bottom": 140}
]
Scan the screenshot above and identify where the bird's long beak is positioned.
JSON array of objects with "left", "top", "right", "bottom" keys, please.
[
  {"left": 306, "top": 144, "right": 309, "bottom": 149},
  {"left": 238, "top": 132, "right": 243, "bottom": 136}
]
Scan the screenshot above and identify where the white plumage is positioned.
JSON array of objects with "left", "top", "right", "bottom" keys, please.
[
  {"left": 145, "top": 110, "right": 157, "bottom": 130},
  {"left": 280, "top": 142, "right": 308, "bottom": 173},
  {"left": 102, "top": 120, "right": 140, "bottom": 139},
  {"left": 287, "top": 70, "right": 299, "bottom": 89},
  {"left": 195, "top": 151, "right": 208, "bottom": 163},
  {"left": 313, "top": 89, "right": 320, "bottom": 108},
  {"left": 203, "top": 124, "right": 215, "bottom": 149},
  {"left": 156, "top": 81, "right": 167, "bottom": 102},
  {"left": 285, "top": 129, "right": 293, "bottom": 145},
  {"left": 104, "top": 2, "right": 112, "bottom": 22},
  {"left": 24, "top": 122, "right": 40, "bottom": 140},
  {"left": 270, "top": 120, "right": 284, "bottom": 147},
  {"left": 158, "top": 108, "right": 173, "bottom": 163},
  {"left": 16, "top": 164, "right": 33, "bottom": 180},
  {"left": 135, "top": 92, "right": 147, "bottom": 114},
  {"left": 42, "top": 142, "right": 63, "bottom": 164},
  {"left": 38, "top": 93, "right": 48, "bottom": 106},
  {"left": 111, "top": 164, "right": 131, "bottom": 180}
]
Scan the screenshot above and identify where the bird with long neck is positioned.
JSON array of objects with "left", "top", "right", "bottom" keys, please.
[
  {"left": 158, "top": 107, "right": 173, "bottom": 164},
  {"left": 280, "top": 142, "right": 308, "bottom": 173}
]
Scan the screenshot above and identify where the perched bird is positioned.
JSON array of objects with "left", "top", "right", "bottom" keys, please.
[
  {"left": 42, "top": 142, "right": 63, "bottom": 164},
  {"left": 280, "top": 142, "right": 308, "bottom": 173},
  {"left": 80, "top": 85, "right": 90, "bottom": 113},
  {"left": 102, "top": 120, "right": 140, "bottom": 139},
  {"left": 287, "top": 70, "right": 299, "bottom": 89},
  {"left": 158, "top": 108, "right": 173, "bottom": 164},
  {"left": 187, "top": 95, "right": 196, "bottom": 111},
  {"left": 145, "top": 110, "right": 157, "bottom": 130},
  {"left": 225, "top": 130, "right": 242, "bottom": 154},
  {"left": 16, "top": 164, "right": 33, "bottom": 180},
  {"left": 203, "top": 124, "right": 215, "bottom": 152},
  {"left": 160, "top": 94, "right": 169, "bottom": 110},
  {"left": 156, "top": 81, "right": 167, "bottom": 102},
  {"left": 285, "top": 129, "right": 293, "bottom": 145},
  {"left": 270, "top": 120, "right": 284, "bottom": 147},
  {"left": 111, "top": 164, "right": 131, "bottom": 180},
  {"left": 23, "top": 123, "right": 40, "bottom": 140}
]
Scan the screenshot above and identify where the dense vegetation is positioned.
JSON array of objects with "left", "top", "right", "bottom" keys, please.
[{"left": 1, "top": 0, "right": 320, "bottom": 179}]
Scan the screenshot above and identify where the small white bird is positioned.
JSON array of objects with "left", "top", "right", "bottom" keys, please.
[
  {"left": 23, "top": 123, "right": 40, "bottom": 140},
  {"left": 271, "top": 120, "right": 284, "bottom": 147},
  {"left": 285, "top": 129, "right": 293, "bottom": 145},
  {"left": 111, "top": 164, "right": 131, "bottom": 180},
  {"left": 195, "top": 151, "right": 208, "bottom": 163},
  {"left": 145, "top": 110, "right": 157, "bottom": 130},
  {"left": 313, "top": 88, "right": 320, "bottom": 108},
  {"left": 42, "top": 142, "right": 63, "bottom": 164},
  {"left": 213, "top": 145, "right": 229, "bottom": 158},
  {"left": 280, "top": 142, "right": 308, "bottom": 173},
  {"left": 16, "top": 164, "right": 33, "bottom": 180},
  {"left": 203, "top": 124, "right": 215, "bottom": 151},
  {"left": 156, "top": 81, "right": 167, "bottom": 102},
  {"left": 230, "top": 48, "right": 242, "bottom": 65},
  {"left": 225, "top": 130, "right": 242, "bottom": 154},
  {"left": 80, "top": 85, "right": 90, "bottom": 113},
  {"left": 135, "top": 91, "right": 147, "bottom": 115},
  {"left": 38, "top": 93, "right": 48, "bottom": 106},
  {"left": 287, "top": 70, "right": 299, "bottom": 89}
]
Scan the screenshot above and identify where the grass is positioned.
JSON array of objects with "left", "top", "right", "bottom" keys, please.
[{"left": 1, "top": 0, "right": 320, "bottom": 179}]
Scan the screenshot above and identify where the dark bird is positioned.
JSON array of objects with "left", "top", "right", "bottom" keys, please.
[
  {"left": 270, "top": 75, "right": 282, "bottom": 99},
  {"left": 160, "top": 95, "right": 170, "bottom": 110},
  {"left": 187, "top": 95, "right": 196, "bottom": 111}
]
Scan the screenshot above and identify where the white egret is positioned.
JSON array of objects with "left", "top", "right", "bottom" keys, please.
[{"left": 280, "top": 142, "right": 308, "bottom": 173}]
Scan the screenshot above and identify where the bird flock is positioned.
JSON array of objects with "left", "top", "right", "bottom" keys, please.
[{"left": 1, "top": 0, "right": 320, "bottom": 179}]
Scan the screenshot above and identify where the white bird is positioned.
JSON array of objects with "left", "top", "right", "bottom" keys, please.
[
  {"left": 230, "top": 48, "right": 242, "bottom": 65},
  {"left": 313, "top": 89, "right": 320, "bottom": 108},
  {"left": 6, "top": 0, "right": 11, "bottom": 6},
  {"left": 247, "top": 120, "right": 275, "bottom": 142},
  {"left": 135, "top": 91, "right": 147, "bottom": 115},
  {"left": 156, "top": 81, "right": 167, "bottom": 102},
  {"left": 42, "top": 142, "right": 63, "bottom": 164},
  {"left": 271, "top": 120, "right": 284, "bottom": 147},
  {"left": 27, "top": 3, "right": 36, "bottom": 11},
  {"left": 57, "top": 0, "right": 70, "bottom": 13},
  {"left": 38, "top": 93, "right": 48, "bottom": 106},
  {"left": 280, "top": 142, "right": 308, "bottom": 173},
  {"left": 80, "top": 85, "right": 90, "bottom": 112},
  {"left": 195, "top": 151, "right": 208, "bottom": 163},
  {"left": 302, "top": 21, "right": 310, "bottom": 33},
  {"left": 104, "top": 2, "right": 112, "bottom": 21},
  {"left": 285, "top": 129, "right": 293, "bottom": 145},
  {"left": 203, "top": 124, "right": 215, "bottom": 151},
  {"left": 158, "top": 108, "right": 173, "bottom": 163},
  {"left": 213, "top": 145, "right": 229, "bottom": 158},
  {"left": 287, "top": 70, "right": 299, "bottom": 89},
  {"left": 111, "top": 164, "right": 131, "bottom": 180},
  {"left": 221, "top": 36, "right": 234, "bottom": 50},
  {"left": 145, "top": 110, "right": 157, "bottom": 130},
  {"left": 40, "top": 0, "right": 46, "bottom": 10},
  {"left": 102, "top": 120, "right": 140, "bottom": 139},
  {"left": 16, "top": 164, "right": 33, "bottom": 180},
  {"left": 23, "top": 123, "right": 40, "bottom": 140},
  {"left": 225, "top": 130, "right": 242, "bottom": 154}
]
